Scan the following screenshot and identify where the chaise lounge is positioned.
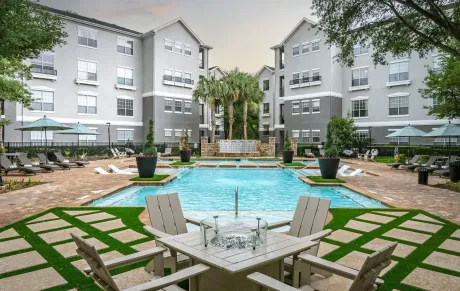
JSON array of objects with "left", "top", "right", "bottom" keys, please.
[
  {"left": 403, "top": 156, "right": 439, "bottom": 172},
  {"left": 17, "top": 154, "right": 59, "bottom": 172},
  {"left": 53, "top": 151, "right": 88, "bottom": 167},
  {"left": 37, "top": 153, "right": 71, "bottom": 170},
  {"left": 387, "top": 154, "right": 420, "bottom": 169},
  {"left": 0, "top": 155, "right": 43, "bottom": 175}
]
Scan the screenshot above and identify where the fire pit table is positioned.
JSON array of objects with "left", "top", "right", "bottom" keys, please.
[{"left": 157, "top": 215, "right": 318, "bottom": 291}]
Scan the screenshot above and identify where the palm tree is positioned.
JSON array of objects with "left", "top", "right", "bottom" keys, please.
[
  {"left": 240, "top": 73, "right": 264, "bottom": 140},
  {"left": 222, "top": 69, "right": 242, "bottom": 140},
  {"left": 192, "top": 76, "right": 223, "bottom": 143}
]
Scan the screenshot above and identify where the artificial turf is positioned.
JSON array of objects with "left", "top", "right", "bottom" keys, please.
[
  {"left": 129, "top": 174, "right": 170, "bottom": 181},
  {"left": 170, "top": 161, "right": 196, "bottom": 166},
  {"left": 308, "top": 176, "right": 345, "bottom": 183},
  {"left": 281, "top": 162, "right": 305, "bottom": 167}
]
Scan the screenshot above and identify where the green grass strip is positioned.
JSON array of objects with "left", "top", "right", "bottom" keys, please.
[
  {"left": 308, "top": 176, "right": 345, "bottom": 183},
  {"left": 170, "top": 161, "right": 196, "bottom": 166},
  {"left": 374, "top": 156, "right": 396, "bottom": 163},
  {"left": 130, "top": 174, "right": 170, "bottom": 181},
  {"left": 281, "top": 162, "right": 305, "bottom": 167}
]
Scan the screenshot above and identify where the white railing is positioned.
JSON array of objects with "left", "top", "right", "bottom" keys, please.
[{"left": 219, "top": 140, "right": 257, "bottom": 153}]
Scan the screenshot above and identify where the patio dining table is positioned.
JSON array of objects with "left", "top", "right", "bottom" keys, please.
[{"left": 157, "top": 229, "right": 318, "bottom": 291}]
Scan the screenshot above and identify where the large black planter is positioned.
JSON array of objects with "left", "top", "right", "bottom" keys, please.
[
  {"left": 318, "top": 158, "right": 340, "bottom": 179},
  {"left": 180, "top": 150, "right": 191, "bottom": 162},
  {"left": 136, "top": 156, "right": 157, "bottom": 178},
  {"left": 283, "top": 150, "right": 294, "bottom": 163}
]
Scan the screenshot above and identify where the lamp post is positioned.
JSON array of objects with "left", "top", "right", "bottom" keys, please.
[
  {"left": 368, "top": 126, "right": 373, "bottom": 151},
  {"left": 106, "top": 122, "right": 111, "bottom": 151}
]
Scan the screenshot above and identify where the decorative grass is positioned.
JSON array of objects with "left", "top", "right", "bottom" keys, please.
[
  {"left": 308, "top": 176, "right": 345, "bottom": 183},
  {"left": 281, "top": 162, "right": 305, "bottom": 167},
  {"left": 374, "top": 156, "right": 396, "bottom": 163},
  {"left": 129, "top": 174, "right": 170, "bottom": 181},
  {"left": 170, "top": 161, "right": 196, "bottom": 166}
]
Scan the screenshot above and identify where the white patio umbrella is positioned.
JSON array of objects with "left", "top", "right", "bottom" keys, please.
[
  {"left": 386, "top": 125, "right": 427, "bottom": 157},
  {"left": 423, "top": 121, "right": 460, "bottom": 159}
]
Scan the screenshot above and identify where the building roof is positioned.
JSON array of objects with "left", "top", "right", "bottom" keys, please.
[
  {"left": 257, "top": 65, "right": 275, "bottom": 76},
  {"left": 209, "top": 66, "right": 226, "bottom": 76},
  {"left": 271, "top": 17, "right": 318, "bottom": 49},
  {"left": 44, "top": 6, "right": 143, "bottom": 36}
]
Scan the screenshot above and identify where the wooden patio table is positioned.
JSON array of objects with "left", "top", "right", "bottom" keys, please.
[{"left": 157, "top": 229, "right": 318, "bottom": 291}]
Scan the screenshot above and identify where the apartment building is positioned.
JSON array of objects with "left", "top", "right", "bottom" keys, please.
[
  {"left": 259, "top": 18, "right": 453, "bottom": 147},
  {"left": 4, "top": 7, "right": 213, "bottom": 145}
]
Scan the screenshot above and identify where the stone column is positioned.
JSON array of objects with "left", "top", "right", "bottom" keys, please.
[
  {"left": 268, "top": 137, "right": 276, "bottom": 157},
  {"left": 290, "top": 137, "right": 298, "bottom": 157},
  {"left": 201, "top": 136, "right": 208, "bottom": 156}
]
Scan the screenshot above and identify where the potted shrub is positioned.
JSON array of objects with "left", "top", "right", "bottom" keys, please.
[
  {"left": 319, "top": 115, "right": 356, "bottom": 179},
  {"left": 282, "top": 130, "right": 294, "bottom": 163},
  {"left": 136, "top": 119, "right": 157, "bottom": 178},
  {"left": 180, "top": 128, "right": 191, "bottom": 162}
]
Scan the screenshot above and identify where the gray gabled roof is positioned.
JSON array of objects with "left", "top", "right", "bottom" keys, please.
[
  {"left": 271, "top": 17, "right": 318, "bottom": 49},
  {"left": 257, "top": 65, "right": 275, "bottom": 76}
]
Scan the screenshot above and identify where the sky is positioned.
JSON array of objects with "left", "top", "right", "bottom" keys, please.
[{"left": 40, "top": 0, "right": 316, "bottom": 73}]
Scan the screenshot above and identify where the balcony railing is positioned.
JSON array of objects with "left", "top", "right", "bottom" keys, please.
[
  {"left": 280, "top": 115, "right": 285, "bottom": 124},
  {"left": 280, "top": 88, "right": 284, "bottom": 97},
  {"left": 289, "top": 76, "right": 322, "bottom": 85},
  {"left": 200, "top": 115, "right": 204, "bottom": 124},
  {"left": 163, "top": 75, "right": 194, "bottom": 85},
  {"left": 31, "top": 67, "right": 57, "bottom": 76},
  {"left": 280, "top": 60, "right": 285, "bottom": 70}
]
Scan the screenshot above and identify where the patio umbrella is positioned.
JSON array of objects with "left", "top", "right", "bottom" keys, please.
[
  {"left": 423, "top": 121, "right": 460, "bottom": 159},
  {"left": 15, "top": 115, "right": 72, "bottom": 162},
  {"left": 54, "top": 122, "right": 101, "bottom": 147},
  {"left": 386, "top": 125, "right": 427, "bottom": 157}
]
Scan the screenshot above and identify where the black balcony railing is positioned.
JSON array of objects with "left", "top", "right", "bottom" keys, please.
[
  {"left": 31, "top": 67, "right": 57, "bottom": 76},
  {"left": 199, "top": 115, "right": 204, "bottom": 124},
  {"left": 280, "top": 60, "right": 285, "bottom": 70},
  {"left": 163, "top": 75, "right": 195, "bottom": 85},
  {"left": 280, "top": 115, "right": 285, "bottom": 124},
  {"left": 280, "top": 88, "right": 285, "bottom": 97},
  {"left": 289, "top": 76, "right": 322, "bottom": 85}
]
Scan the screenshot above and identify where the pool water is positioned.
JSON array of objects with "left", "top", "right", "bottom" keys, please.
[{"left": 91, "top": 168, "right": 384, "bottom": 209}]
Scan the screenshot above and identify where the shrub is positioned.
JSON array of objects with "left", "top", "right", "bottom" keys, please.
[
  {"left": 181, "top": 129, "right": 190, "bottom": 150},
  {"left": 324, "top": 115, "right": 356, "bottom": 158},
  {"left": 142, "top": 120, "right": 157, "bottom": 157},
  {"left": 284, "top": 130, "right": 292, "bottom": 151},
  {"left": 396, "top": 154, "right": 408, "bottom": 163},
  {"left": 419, "top": 155, "right": 430, "bottom": 164}
]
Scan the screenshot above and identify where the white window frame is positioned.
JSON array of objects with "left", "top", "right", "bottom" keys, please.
[
  {"left": 79, "top": 127, "right": 97, "bottom": 143},
  {"left": 174, "top": 100, "right": 182, "bottom": 113},
  {"left": 388, "top": 129, "right": 409, "bottom": 144},
  {"left": 312, "top": 99, "right": 320, "bottom": 114},
  {"left": 174, "top": 70, "right": 183, "bottom": 83},
  {"left": 164, "top": 129, "right": 172, "bottom": 137},
  {"left": 174, "top": 129, "right": 182, "bottom": 137},
  {"left": 301, "top": 42, "right": 310, "bottom": 54},
  {"left": 77, "top": 59, "right": 98, "bottom": 81},
  {"left": 31, "top": 131, "right": 53, "bottom": 142},
  {"left": 389, "top": 60, "right": 409, "bottom": 82},
  {"left": 31, "top": 53, "right": 55, "bottom": 75},
  {"left": 292, "top": 130, "right": 300, "bottom": 138},
  {"left": 301, "top": 100, "right": 310, "bottom": 114},
  {"left": 77, "top": 94, "right": 97, "bottom": 115},
  {"left": 354, "top": 130, "right": 370, "bottom": 140},
  {"left": 301, "top": 130, "right": 310, "bottom": 143},
  {"left": 263, "top": 79, "right": 270, "bottom": 91},
  {"left": 164, "top": 39, "right": 173, "bottom": 52},
  {"left": 292, "top": 44, "right": 300, "bottom": 57},
  {"left": 184, "top": 101, "right": 192, "bottom": 114},
  {"left": 117, "top": 66, "right": 134, "bottom": 86},
  {"left": 301, "top": 70, "right": 310, "bottom": 83},
  {"left": 77, "top": 26, "right": 98, "bottom": 49},
  {"left": 292, "top": 101, "right": 300, "bottom": 115},
  {"left": 311, "top": 39, "right": 320, "bottom": 52},
  {"left": 353, "top": 44, "right": 369, "bottom": 56},
  {"left": 174, "top": 41, "right": 183, "bottom": 54},
  {"left": 117, "top": 36, "right": 134, "bottom": 56},
  {"left": 31, "top": 89, "right": 55, "bottom": 112},
  {"left": 184, "top": 44, "right": 192, "bottom": 56},
  {"left": 116, "top": 129, "right": 134, "bottom": 142},
  {"left": 116, "top": 97, "right": 134, "bottom": 117},
  {"left": 432, "top": 54, "right": 442, "bottom": 72},
  {"left": 312, "top": 130, "right": 320, "bottom": 143},
  {"left": 351, "top": 99, "right": 368, "bottom": 118},
  {"left": 263, "top": 102, "right": 270, "bottom": 114},
  {"left": 164, "top": 98, "right": 173, "bottom": 113},
  {"left": 389, "top": 95, "right": 409, "bottom": 117},
  {"left": 351, "top": 66, "right": 369, "bottom": 87}
]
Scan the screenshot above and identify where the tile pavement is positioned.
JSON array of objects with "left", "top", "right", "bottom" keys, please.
[
  {"left": 0, "top": 267, "right": 67, "bottom": 291},
  {"left": 326, "top": 229, "right": 362, "bottom": 243},
  {"left": 361, "top": 238, "right": 416, "bottom": 258}
]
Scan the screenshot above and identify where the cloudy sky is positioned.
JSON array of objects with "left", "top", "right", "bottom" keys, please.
[{"left": 40, "top": 0, "right": 315, "bottom": 73}]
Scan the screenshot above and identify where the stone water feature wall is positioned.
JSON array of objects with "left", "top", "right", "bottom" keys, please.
[
  {"left": 201, "top": 136, "right": 276, "bottom": 157},
  {"left": 291, "top": 137, "right": 298, "bottom": 157}
]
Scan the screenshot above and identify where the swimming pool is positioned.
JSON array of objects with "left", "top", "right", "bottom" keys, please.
[{"left": 91, "top": 168, "right": 384, "bottom": 209}]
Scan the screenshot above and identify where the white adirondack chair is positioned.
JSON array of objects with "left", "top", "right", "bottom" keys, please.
[
  {"left": 115, "top": 148, "right": 127, "bottom": 158},
  {"left": 267, "top": 196, "right": 332, "bottom": 280},
  {"left": 110, "top": 148, "right": 119, "bottom": 159},
  {"left": 143, "top": 193, "right": 201, "bottom": 271},
  {"left": 71, "top": 233, "right": 209, "bottom": 291},
  {"left": 358, "top": 150, "right": 370, "bottom": 161},
  {"left": 247, "top": 242, "right": 397, "bottom": 291}
]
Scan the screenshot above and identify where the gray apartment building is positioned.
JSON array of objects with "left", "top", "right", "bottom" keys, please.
[
  {"left": 259, "top": 18, "right": 456, "bottom": 147},
  {"left": 4, "top": 7, "right": 215, "bottom": 145}
]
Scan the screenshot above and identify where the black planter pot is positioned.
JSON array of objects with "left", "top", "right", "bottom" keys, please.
[
  {"left": 180, "top": 150, "right": 191, "bottom": 162},
  {"left": 136, "top": 156, "right": 157, "bottom": 178},
  {"left": 318, "top": 158, "right": 340, "bottom": 179},
  {"left": 282, "top": 150, "right": 294, "bottom": 163}
]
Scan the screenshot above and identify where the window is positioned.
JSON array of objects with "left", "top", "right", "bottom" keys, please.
[
  {"left": 388, "top": 130, "right": 409, "bottom": 144},
  {"left": 311, "top": 40, "right": 320, "bottom": 52},
  {"left": 117, "top": 130, "right": 134, "bottom": 142},
  {"left": 353, "top": 44, "right": 368, "bottom": 56},
  {"left": 199, "top": 49, "right": 204, "bottom": 69},
  {"left": 312, "top": 100, "right": 320, "bottom": 113},
  {"left": 263, "top": 124, "right": 269, "bottom": 136},
  {"left": 31, "top": 90, "right": 54, "bottom": 111},
  {"left": 175, "top": 129, "right": 182, "bottom": 137},
  {"left": 301, "top": 42, "right": 309, "bottom": 54},
  {"left": 78, "top": 94, "right": 97, "bottom": 114},
  {"left": 301, "top": 71, "right": 309, "bottom": 82},
  {"left": 117, "top": 98, "right": 133, "bottom": 116},
  {"left": 433, "top": 55, "right": 442, "bottom": 73},
  {"left": 389, "top": 61, "right": 409, "bottom": 82},
  {"left": 175, "top": 100, "right": 182, "bottom": 113},
  {"left": 79, "top": 127, "right": 97, "bottom": 143},
  {"left": 354, "top": 130, "right": 369, "bottom": 139},
  {"left": 164, "top": 99, "right": 173, "bottom": 112},
  {"left": 183, "top": 72, "right": 192, "bottom": 84},
  {"left": 165, "top": 39, "right": 173, "bottom": 52},
  {"left": 31, "top": 131, "right": 53, "bottom": 141},
  {"left": 215, "top": 104, "right": 222, "bottom": 115},
  {"left": 302, "top": 100, "right": 310, "bottom": 114},
  {"left": 311, "top": 69, "right": 320, "bottom": 81},
  {"left": 184, "top": 45, "right": 191, "bottom": 56},
  {"left": 352, "top": 99, "right": 368, "bottom": 118},
  {"left": 165, "top": 129, "right": 172, "bottom": 137},
  {"left": 263, "top": 80, "right": 269, "bottom": 91},
  {"left": 78, "top": 27, "right": 97, "bottom": 48},
  {"left": 164, "top": 68, "right": 173, "bottom": 81},
  {"left": 31, "top": 53, "right": 55, "bottom": 75},
  {"left": 302, "top": 130, "right": 310, "bottom": 143},
  {"left": 77, "top": 60, "right": 97, "bottom": 81},
  {"left": 312, "top": 131, "right": 320, "bottom": 143},
  {"left": 117, "top": 67, "right": 133, "bottom": 86},
  {"left": 433, "top": 98, "right": 439, "bottom": 107},
  {"left": 175, "top": 42, "right": 183, "bottom": 54},
  {"left": 215, "top": 125, "right": 220, "bottom": 135},
  {"left": 292, "top": 101, "right": 300, "bottom": 114},
  {"left": 351, "top": 67, "right": 368, "bottom": 86},
  {"left": 263, "top": 103, "right": 269, "bottom": 114},
  {"left": 292, "top": 45, "right": 300, "bottom": 56},
  {"left": 292, "top": 130, "right": 300, "bottom": 138},
  {"left": 174, "top": 70, "right": 182, "bottom": 82},
  {"left": 434, "top": 137, "right": 458, "bottom": 145},
  {"left": 184, "top": 101, "right": 192, "bottom": 113},
  {"left": 117, "top": 37, "right": 133, "bottom": 55},
  {"left": 389, "top": 96, "right": 409, "bottom": 116},
  {"left": 292, "top": 72, "right": 300, "bottom": 84}
]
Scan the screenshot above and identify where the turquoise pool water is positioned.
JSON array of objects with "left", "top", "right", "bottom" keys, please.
[{"left": 91, "top": 168, "right": 384, "bottom": 209}]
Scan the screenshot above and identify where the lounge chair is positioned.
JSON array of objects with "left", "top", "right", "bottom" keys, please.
[
  {"left": 343, "top": 149, "right": 353, "bottom": 157},
  {"left": 108, "top": 164, "right": 134, "bottom": 175},
  {"left": 267, "top": 196, "right": 332, "bottom": 281},
  {"left": 144, "top": 193, "right": 202, "bottom": 272},
  {"left": 349, "top": 169, "right": 363, "bottom": 176},
  {"left": 0, "top": 155, "right": 43, "bottom": 175},
  {"left": 115, "top": 148, "right": 127, "bottom": 158},
  {"left": 37, "top": 153, "right": 71, "bottom": 170},
  {"left": 387, "top": 154, "right": 420, "bottom": 169},
  {"left": 426, "top": 155, "right": 458, "bottom": 174},
  {"left": 53, "top": 151, "right": 88, "bottom": 167},
  {"left": 163, "top": 147, "right": 172, "bottom": 156},
  {"left": 304, "top": 149, "right": 315, "bottom": 158},
  {"left": 71, "top": 233, "right": 209, "bottom": 291},
  {"left": 17, "top": 154, "right": 58, "bottom": 172},
  {"left": 247, "top": 242, "right": 397, "bottom": 290},
  {"left": 404, "top": 156, "right": 439, "bottom": 172},
  {"left": 94, "top": 167, "right": 109, "bottom": 174},
  {"left": 337, "top": 165, "right": 350, "bottom": 176},
  {"left": 110, "top": 148, "right": 119, "bottom": 159}
]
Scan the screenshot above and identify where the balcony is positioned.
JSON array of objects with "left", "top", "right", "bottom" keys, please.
[
  {"left": 163, "top": 75, "right": 195, "bottom": 88},
  {"left": 200, "top": 115, "right": 204, "bottom": 124},
  {"left": 31, "top": 67, "right": 57, "bottom": 81},
  {"left": 280, "top": 115, "right": 285, "bottom": 124},
  {"left": 280, "top": 88, "right": 285, "bottom": 97},
  {"left": 289, "top": 76, "right": 322, "bottom": 88},
  {"left": 280, "top": 60, "right": 285, "bottom": 70}
]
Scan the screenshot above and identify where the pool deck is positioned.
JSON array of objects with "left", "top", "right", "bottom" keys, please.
[{"left": 0, "top": 157, "right": 460, "bottom": 227}]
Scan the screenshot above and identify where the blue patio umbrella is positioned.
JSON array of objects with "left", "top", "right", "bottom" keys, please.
[
  {"left": 423, "top": 121, "right": 460, "bottom": 159},
  {"left": 386, "top": 125, "right": 427, "bottom": 157},
  {"left": 55, "top": 122, "right": 100, "bottom": 147},
  {"left": 15, "top": 115, "right": 72, "bottom": 162}
]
